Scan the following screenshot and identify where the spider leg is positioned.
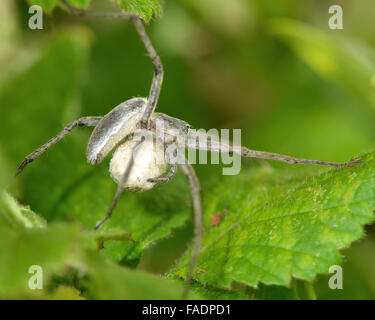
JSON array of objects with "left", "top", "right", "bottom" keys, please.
[
  {"left": 94, "top": 136, "right": 146, "bottom": 230},
  {"left": 238, "top": 147, "right": 362, "bottom": 167},
  {"left": 15, "top": 116, "right": 102, "bottom": 178},
  {"left": 62, "top": 0, "right": 163, "bottom": 129},
  {"left": 186, "top": 132, "right": 362, "bottom": 167},
  {"left": 178, "top": 161, "right": 203, "bottom": 299},
  {"left": 148, "top": 164, "right": 177, "bottom": 184},
  {"left": 131, "top": 18, "right": 164, "bottom": 129}
]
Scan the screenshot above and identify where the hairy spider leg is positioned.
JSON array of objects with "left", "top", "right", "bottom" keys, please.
[
  {"left": 14, "top": 116, "right": 102, "bottom": 178},
  {"left": 94, "top": 136, "right": 146, "bottom": 230},
  {"left": 186, "top": 131, "right": 363, "bottom": 167},
  {"left": 178, "top": 161, "right": 202, "bottom": 299}
]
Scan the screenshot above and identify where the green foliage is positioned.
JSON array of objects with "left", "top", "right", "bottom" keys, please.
[
  {"left": 0, "top": 28, "right": 91, "bottom": 163},
  {"left": 67, "top": 0, "right": 91, "bottom": 8},
  {"left": 0, "top": 193, "right": 83, "bottom": 297},
  {"left": 269, "top": 19, "right": 375, "bottom": 108},
  {"left": 115, "top": 0, "right": 163, "bottom": 21},
  {"left": 28, "top": 0, "right": 163, "bottom": 21},
  {"left": 0, "top": 191, "right": 47, "bottom": 229},
  {"left": 170, "top": 153, "right": 375, "bottom": 289},
  {"left": 4, "top": 0, "right": 375, "bottom": 300},
  {"left": 28, "top": 0, "right": 59, "bottom": 12},
  {"left": 28, "top": 0, "right": 91, "bottom": 12},
  {"left": 0, "top": 191, "right": 200, "bottom": 299},
  {"left": 0, "top": 146, "right": 13, "bottom": 192},
  {"left": 83, "top": 252, "right": 201, "bottom": 299}
]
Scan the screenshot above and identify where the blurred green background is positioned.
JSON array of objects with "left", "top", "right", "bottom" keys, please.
[{"left": 1, "top": 0, "right": 375, "bottom": 299}]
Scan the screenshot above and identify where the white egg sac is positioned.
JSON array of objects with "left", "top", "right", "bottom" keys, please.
[{"left": 109, "top": 137, "right": 169, "bottom": 191}]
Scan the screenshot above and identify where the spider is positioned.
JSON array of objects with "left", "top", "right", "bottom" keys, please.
[{"left": 15, "top": 1, "right": 362, "bottom": 297}]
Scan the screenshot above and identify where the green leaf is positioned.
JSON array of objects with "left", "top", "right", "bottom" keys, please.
[
  {"left": 115, "top": 0, "right": 163, "bottom": 21},
  {"left": 28, "top": 0, "right": 163, "bottom": 20},
  {"left": 23, "top": 285, "right": 86, "bottom": 300},
  {"left": 42, "top": 286, "right": 86, "bottom": 300},
  {"left": 28, "top": 0, "right": 59, "bottom": 12},
  {"left": 0, "top": 218, "right": 83, "bottom": 297},
  {"left": 0, "top": 191, "right": 47, "bottom": 229},
  {"left": 28, "top": 0, "right": 91, "bottom": 12},
  {"left": 255, "top": 283, "right": 298, "bottom": 300},
  {"left": 66, "top": 0, "right": 91, "bottom": 9},
  {"left": 0, "top": 192, "right": 201, "bottom": 299},
  {"left": 170, "top": 152, "right": 375, "bottom": 289},
  {"left": 84, "top": 252, "right": 200, "bottom": 299},
  {"left": 182, "top": 280, "right": 252, "bottom": 300}
]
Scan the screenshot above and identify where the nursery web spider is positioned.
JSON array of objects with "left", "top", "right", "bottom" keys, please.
[{"left": 14, "top": 0, "right": 362, "bottom": 297}]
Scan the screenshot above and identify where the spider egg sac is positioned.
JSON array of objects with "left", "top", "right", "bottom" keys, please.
[{"left": 109, "top": 137, "right": 169, "bottom": 191}]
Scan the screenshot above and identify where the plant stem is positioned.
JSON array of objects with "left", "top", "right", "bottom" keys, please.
[
  {"left": 302, "top": 281, "right": 317, "bottom": 300},
  {"left": 292, "top": 279, "right": 317, "bottom": 300}
]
